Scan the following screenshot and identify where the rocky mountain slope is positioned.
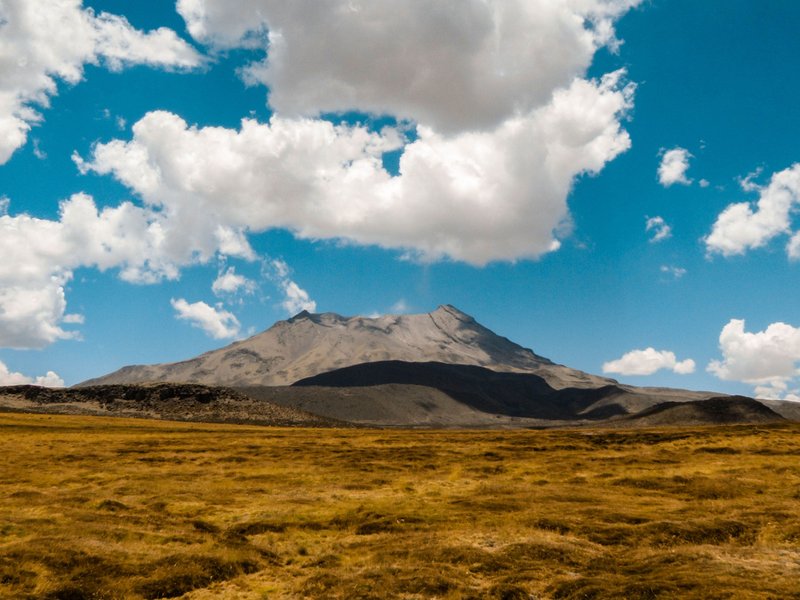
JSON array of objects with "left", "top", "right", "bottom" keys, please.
[{"left": 80, "top": 305, "right": 612, "bottom": 389}]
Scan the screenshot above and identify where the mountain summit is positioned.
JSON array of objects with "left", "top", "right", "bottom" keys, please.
[{"left": 81, "top": 305, "right": 612, "bottom": 389}]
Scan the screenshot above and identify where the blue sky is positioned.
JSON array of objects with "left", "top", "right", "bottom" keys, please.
[{"left": 1, "top": 0, "right": 799, "bottom": 400}]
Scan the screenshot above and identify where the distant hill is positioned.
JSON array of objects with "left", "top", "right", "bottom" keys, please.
[
  {"left": 0, "top": 383, "right": 344, "bottom": 427},
  {"left": 619, "top": 396, "right": 784, "bottom": 427},
  {"left": 79, "top": 305, "right": 612, "bottom": 389}
]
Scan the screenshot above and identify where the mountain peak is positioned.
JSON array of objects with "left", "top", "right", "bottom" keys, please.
[
  {"left": 288, "top": 310, "right": 312, "bottom": 322},
  {"left": 81, "top": 304, "right": 615, "bottom": 390},
  {"left": 430, "top": 304, "right": 475, "bottom": 323},
  {"left": 286, "top": 304, "right": 474, "bottom": 325},
  {"left": 432, "top": 304, "right": 469, "bottom": 316}
]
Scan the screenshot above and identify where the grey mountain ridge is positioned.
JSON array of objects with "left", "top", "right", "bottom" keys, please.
[
  {"left": 22, "top": 304, "right": 788, "bottom": 427},
  {"left": 80, "top": 305, "right": 615, "bottom": 389}
]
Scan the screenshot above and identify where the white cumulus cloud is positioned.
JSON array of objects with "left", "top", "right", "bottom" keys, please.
[
  {"left": 657, "top": 147, "right": 693, "bottom": 187},
  {"left": 0, "top": 275, "right": 74, "bottom": 348},
  {"left": 0, "top": 360, "right": 64, "bottom": 387},
  {"left": 707, "top": 319, "right": 800, "bottom": 387},
  {"left": 705, "top": 163, "right": 800, "bottom": 259},
  {"left": 0, "top": 0, "right": 202, "bottom": 164},
  {"left": 646, "top": 216, "right": 671, "bottom": 242},
  {"left": 96, "top": 0, "right": 638, "bottom": 266},
  {"left": 78, "top": 71, "right": 633, "bottom": 265},
  {"left": 177, "top": 0, "right": 639, "bottom": 133},
  {"left": 0, "top": 193, "right": 252, "bottom": 348},
  {"left": 170, "top": 298, "right": 240, "bottom": 339},
  {"left": 1, "top": 0, "right": 640, "bottom": 348},
  {"left": 0, "top": 194, "right": 164, "bottom": 348},
  {"left": 603, "top": 347, "right": 696, "bottom": 376}
]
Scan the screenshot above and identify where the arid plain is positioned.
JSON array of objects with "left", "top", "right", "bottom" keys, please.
[{"left": 2, "top": 413, "right": 800, "bottom": 599}]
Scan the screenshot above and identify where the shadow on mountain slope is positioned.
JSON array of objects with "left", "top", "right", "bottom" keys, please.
[{"left": 293, "top": 360, "right": 630, "bottom": 421}]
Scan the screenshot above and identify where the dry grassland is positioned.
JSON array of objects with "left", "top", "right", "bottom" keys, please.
[{"left": 1, "top": 413, "right": 800, "bottom": 599}]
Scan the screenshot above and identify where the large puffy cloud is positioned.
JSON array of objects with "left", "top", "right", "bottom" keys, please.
[
  {"left": 2, "top": 0, "right": 639, "bottom": 347},
  {"left": 705, "top": 164, "right": 800, "bottom": 259},
  {"left": 177, "top": 0, "right": 638, "bottom": 133},
  {"left": 78, "top": 71, "right": 633, "bottom": 265},
  {"left": 0, "top": 0, "right": 202, "bottom": 163},
  {"left": 603, "top": 348, "right": 696, "bottom": 376},
  {"left": 170, "top": 298, "right": 240, "bottom": 339},
  {"left": 708, "top": 319, "right": 800, "bottom": 387},
  {"left": 81, "top": 1, "right": 638, "bottom": 264}
]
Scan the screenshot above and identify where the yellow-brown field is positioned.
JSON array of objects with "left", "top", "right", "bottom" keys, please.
[{"left": 2, "top": 413, "right": 800, "bottom": 599}]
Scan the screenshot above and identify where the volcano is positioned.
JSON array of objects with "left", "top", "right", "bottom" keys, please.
[{"left": 80, "top": 305, "right": 613, "bottom": 389}]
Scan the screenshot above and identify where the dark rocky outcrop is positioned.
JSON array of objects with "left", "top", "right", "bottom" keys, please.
[{"left": 0, "top": 383, "right": 346, "bottom": 427}]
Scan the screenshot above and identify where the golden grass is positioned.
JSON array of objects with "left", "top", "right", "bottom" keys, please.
[{"left": 2, "top": 413, "right": 800, "bottom": 599}]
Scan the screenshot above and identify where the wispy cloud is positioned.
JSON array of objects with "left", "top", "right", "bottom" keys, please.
[
  {"left": 212, "top": 266, "right": 256, "bottom": 296},
  {"left": 171, "top": 298, "right": 240, "bottom": 339},
  {"left": 267, "top": 259, "right": 317, "bottom": 315},
  {"left": 645, "top": 216, "right": 672, "bottom": 243},
  {"left": 660, "top": 265, "right": 687, "bottom": 280}
]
